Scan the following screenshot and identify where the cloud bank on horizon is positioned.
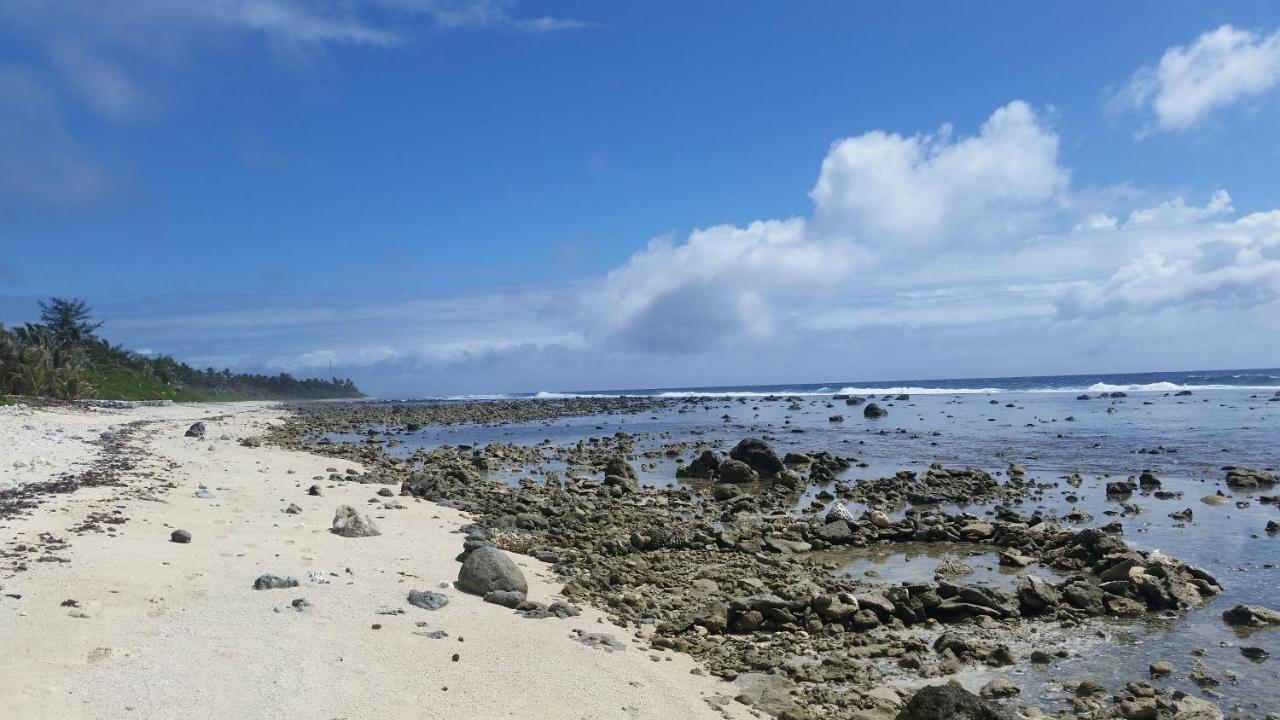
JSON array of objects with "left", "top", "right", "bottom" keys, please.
[{"left": 2, "top": 6, "right": 1279, "bottom": 395}]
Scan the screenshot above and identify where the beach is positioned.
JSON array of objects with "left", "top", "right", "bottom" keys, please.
[
  {"left": 3, "top": 386, "right": 1278, "bottom": 720},
  {"left": 0, "top": 401, "right": 752, "bottom": 720}
]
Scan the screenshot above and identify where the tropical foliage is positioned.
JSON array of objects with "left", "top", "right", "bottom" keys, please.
[{"left": 1, "top": 298, "right": 361, "bottom": 401}]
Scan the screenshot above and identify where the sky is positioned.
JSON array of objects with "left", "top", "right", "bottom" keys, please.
[{"left": 2, "top": 1, "right": 1280, "bottom": 396}]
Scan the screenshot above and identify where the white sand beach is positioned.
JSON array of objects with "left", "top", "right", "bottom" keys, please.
[{"left": 0, "top": 402, "right": 754, "bottom": 720}]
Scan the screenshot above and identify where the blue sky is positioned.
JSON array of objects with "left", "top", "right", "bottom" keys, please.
[{"left": 2, "top": 1, "right": 1280, "bottom": 395}]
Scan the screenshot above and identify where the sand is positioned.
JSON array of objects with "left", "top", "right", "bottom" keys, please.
[{"left": 0, "top": 402, "right": 752, "bottom": 720}]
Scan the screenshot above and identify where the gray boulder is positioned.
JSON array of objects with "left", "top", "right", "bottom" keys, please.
[
  {"left": 717, "top": 459, "right": 759, "bottom": 484},
  {"left": 457, "top": 546, "right": 528, "bottom": 596},
  {"left": 184, "top": 422, "right": 205, "bottom": 438},
  {"left": 863, "top": 403, "right": 888, "bottom": 418},
  {"left": 331, "top": 505, "right": 380, "bottom": 537},
  {"left": 729, "top": 438, "right": 784, "bottom": 476},
  {"left": 897, "top": 684, "right": 1015, "bottom": 720}
]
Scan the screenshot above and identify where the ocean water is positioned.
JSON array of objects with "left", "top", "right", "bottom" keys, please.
[
  {"left": 438, "top": 367, "right": 1280, "bottom": 400},
  {"left": 337, "top": 369, "right": 1280, "bottom": 713}
]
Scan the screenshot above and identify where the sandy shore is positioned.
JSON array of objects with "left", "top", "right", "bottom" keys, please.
[{"left": 0, "top": 402, "right": 752, "bottom": 720}]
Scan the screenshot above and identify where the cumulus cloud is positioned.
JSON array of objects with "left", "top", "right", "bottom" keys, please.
[
  {"left": 811, "top": 101, "right": 1067, "bottom": 250},
  {"left": 1057, "top": 211, "right": 1280, "bottom": 320},
  {"left": 1113, "top": 24, "right": 1280, "bottom": 133},
  {"left": 1122, "top": 189, "right": 1234, "bottom": 228},
  {"left": 1071, "top": 212, "right": 1118, "bottom": 234},
  {"left": 589, "top": 101, "right": 1068, "bottom": 353}
]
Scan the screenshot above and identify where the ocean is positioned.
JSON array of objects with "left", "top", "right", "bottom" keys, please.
[{"left": 438, "top": 367, "right": 1280, "bottom": 400}]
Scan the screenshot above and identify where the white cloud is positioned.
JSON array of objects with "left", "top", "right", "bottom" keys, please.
[
  {"left": 811, "top": 100, "right": 1067, "bottom": 250},
  {"left": 587, "top": 102, "right": 1068, "bottom": 353},
  {"left": 379, "top": 0, "right": 596, "bottom": 33},
  {"left": 1114, "top": 24, "right": 1280, "bottom": 133},
  {"left": 1057, "top": 211, "right": 1280, "bottom": 320},
  {"left": 1123, "top": 189, "right": 1234, "bottom": 228},
  {"left": 1071, "top": 212, "right": 1118, "bottom": 234}
]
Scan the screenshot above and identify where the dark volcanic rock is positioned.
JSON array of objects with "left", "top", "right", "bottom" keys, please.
[
  {"left": 184, "top": 422, "right": 205, "bottom": 438},
  {"left": 169, "top": 529, "right": 192, "bottom": 544},
  {"left": 677, "top": 449, "right": 721, "bottom": 479},
  {"left": 863, "top": 403, "right": 888, "bottom": 418},
  {"left": 457, "top": 547, "right": 528, "bottom": 596},
  {"left": 729, "top": 438, "right": 784, "bottom": 476},
  {"left": 897, "top": 684, "right": 1015, "bottom": 720},
  {"left": 717, "top": 459, "right": 759, "bottom": 484}
]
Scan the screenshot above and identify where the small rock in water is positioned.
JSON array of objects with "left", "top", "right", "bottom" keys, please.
[
  {"left": 169, "top": 529, "right": 192, "bottom": 544},
  {"left": 863, "top": 403, "right": 888, "bottom": 418},
  {"left": 407, "top": 590, "right": 450, "bottom": 610},
  {"left": 1222, "top": 604, "right": 1280, "bottom": 627},
  {"left": 1241, "top": 646, "right": 1269, "bottom": 660},
  {"left": 979, "top": 677, "right": 1020, "bottom": 698},
  {"left": 331, "top": 505, "right": 380, "bottom": 537},
  {"left": 253, "top": 574, "right": 299, "bottom": 590},
  {"left": 1149, "top": 660, "right": 1174, "bottom": 676}
]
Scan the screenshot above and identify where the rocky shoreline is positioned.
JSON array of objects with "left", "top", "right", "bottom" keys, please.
[{"left": 268, "top": 397, "right": 1278, "bottom": 720}]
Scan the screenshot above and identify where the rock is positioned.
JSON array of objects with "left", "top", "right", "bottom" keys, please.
[
  {"left": 763, "top": 536, "right": 811, "bottom": 554},
  {"left": 897, "top": 684, "right": 1015, "bottom": 720},
  {"left": 239, "top": 436, "right": 263, "bottom": 448},
  {"left": 1226, "top": 467, "right": 1278, "bottom": 489},
  {"left": 307, "top": 485, "right": 322, "bottom": 496},
  {"left": 1016, "top": 577, "right": 1061, "bottom": 614},
  {"left": 284, "top": 503, "right": 303, "bottom": 514},
  {"left": 1268, "top": 520, "right": 1279, "bottom": 534},
  {"left": 1241, "top": 646, "right": 1269, "bottom": 660},
  {"left": 678, "top": 449, "right": 721, "bottom": 479},
  {"left": 407, "top": 590, "right": 449, "bottom": 610},
  {"left": 733, "top": 673, "right": 803, "bottom": 719},
  {"left": 457, "top": 547, "right": 528, "bottom": 596},
  {"left": 997, "top": 549, "right": 1035, "bottom": 568},
  {"left": 1150, "top": 660, "right": 1174, "bottom": 676},
  {"left": 979, "top": 678, "right": 1019, "bottom": 699},
  {"left": 1222, "top": 604, "right": 1280, "bottom": 627},
  {"left": 482, "top": 590, "right": 526, "bottom": 609},
  {"left": 825, "top": 503, "right": 856, "bottom": 524},
  {"left": 868, "top": 510, "right": 893, "bottom": 529},
  {"left": 253, "top": 574, "right": 299, "bottom": 590},
  {"left": 729, "top": 438, "right": 784, "bottom": 476},
  {"left": 1169, "top": 507, "right": 1194, "bottom": 521},
  {"left": 863, "top": 403, "right": 888, "bottom": 419},
  {"left": 184, "top": 422, "right": 205, "bottom": 438},
  {"left": 717, "top": 459, "right": 759, "bottom": 484},
  {"left": 331, "top": 505, "right": 380, "bottom": 537}
]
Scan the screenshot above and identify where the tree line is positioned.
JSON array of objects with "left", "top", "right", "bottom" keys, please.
[{"left": 1, "top": 298, "right": 362, "bottom": 400}]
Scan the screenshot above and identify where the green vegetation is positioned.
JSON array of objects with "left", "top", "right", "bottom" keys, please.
[{"left": 1, "top": 297, "right": 362, "bottom": 402}]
